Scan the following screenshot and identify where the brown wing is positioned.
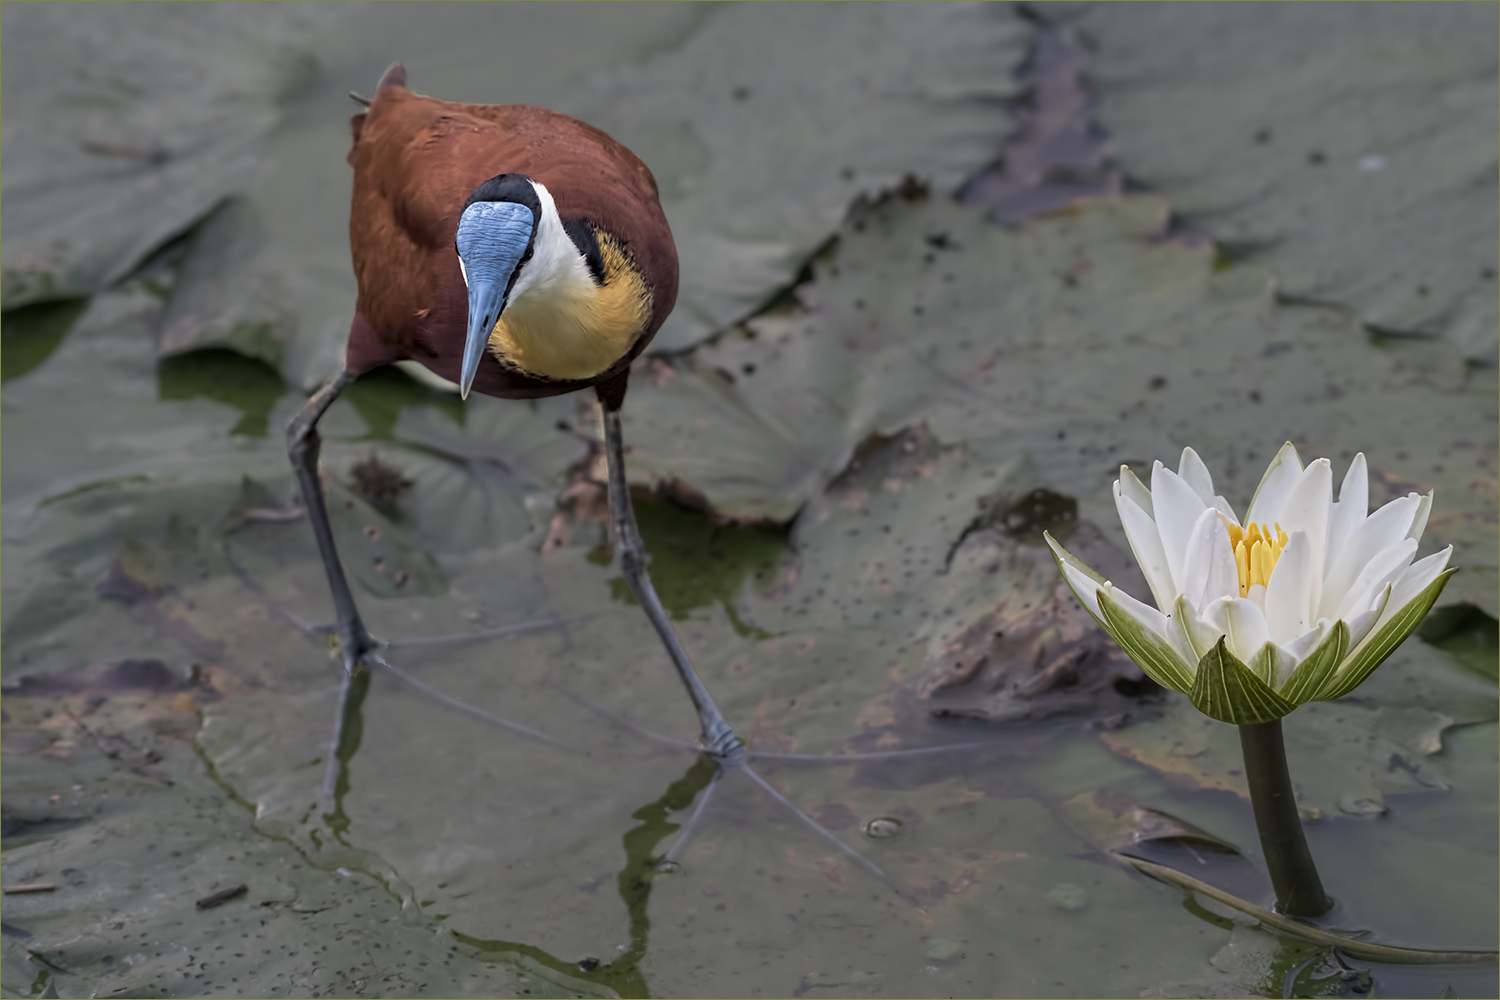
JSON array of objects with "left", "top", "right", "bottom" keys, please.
[{"left": 343, "top": 81, "right": 678, "bottom": 398}]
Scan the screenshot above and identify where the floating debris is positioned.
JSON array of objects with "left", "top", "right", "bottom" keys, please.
[{"left": 195, "top": 884, "right": 248, "bottom": 910}]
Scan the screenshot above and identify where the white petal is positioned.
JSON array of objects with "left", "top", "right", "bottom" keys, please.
[
  {"left": 1178, "top": 447, "right": 1219, "bottom": 506},
  {"left": 1282, "top": 618, "right": 1332, "bottom": 666},
  {"left": 1382, "top": 546, "right": 1453, "bottom": 624},
  {"left": 1246, "top": 583, "right": 1267, "bottom": 614},
  {"left": 1264, "top": 530, "right": 1315, "bottom": 644},
  {"left": 1118, "top": 465, "right": 1153, "bottom": 518},
  {"left": 1047, "top": 533, "right": 1106, "bottom": 620},
  {"left": 1175, "top": 450, "right": 1242, "bottom": 525},
  {"left": 1222, "top": 597, "right": 1271, "bottom": 663},
  {"left": 1203, "top": 595, "right": 1233, "bottom": 637},
  {"left": 1115, "top": 483, "right": 1175, "bottom": 613},
  {"left": 1273, "top": 459, "right": 1332, "bottom": 614},
  {"left": 1246, "top": 442, "right": 1304, "bottom": 525},
  {"left": 1407, "top": 490, "right": 1433, "bottom": 544},
  {"left": 1171, "top": 594, "right": 1222, "bottom": 662},
  {"left": 1210, "top": 495, "right": 1241, "bottom": 527},
  {"left": 1326, "top": 452, "right": 1369, "bottom": 557},
  {"left": 1344, "top": 585, "right": 1391, "bottom": 649},
  {"left": 1059, "top": 562, "right": 1103, "bottom": 618},
  {"left": 1318, "top": 493, "right": 1421, "bottom": 620},
  {"left": 1166, "top": 607, "right": 1202, "bottom": 666},
  {"left": 1179, "top": 508, "right": 1225, "bottom": 608},
  {"left": 1150, "top": 465, "right": 1211, "bottom": 595},
  {"left": 1186, "top": 508, "right": 1240, "bottom": 610},
  {"left": 1335, "top": 537, "right": 1418, "bottom": 622},
  {"left": 1268, "top": 644, "right": 1297, "bottom": 688},
  {"left": 1103, "top": 582, "right": 1173, "bottom": 642}
]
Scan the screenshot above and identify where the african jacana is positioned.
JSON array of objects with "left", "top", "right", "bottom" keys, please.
[{"left": 286, "top": 64, "right": 742, "bottom": 762}]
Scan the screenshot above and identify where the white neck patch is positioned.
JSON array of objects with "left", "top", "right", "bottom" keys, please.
[{"left": 506, "top": 180, "right": 594, "bottom": 307}]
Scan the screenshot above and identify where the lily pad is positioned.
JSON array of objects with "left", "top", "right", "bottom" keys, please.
[
  {"left": 0, "top": 2, "right": 343, "bottom": 309},
  {"left": 624, "top": 194, "right": 1498, "bottom": 613},
  {"left": 0, "top": 661, "right": 603, "bottom": 1000},
  {"left": 1080, "top": 2, "right": 1500, "bottom": 362},
  {"left": 574, "top": 0, "right": 1029, "bottom": 350}
]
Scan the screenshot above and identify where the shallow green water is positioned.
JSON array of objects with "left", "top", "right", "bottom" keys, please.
[{"left": 3, "top": 4, "right": 1496, "bottom": 998}]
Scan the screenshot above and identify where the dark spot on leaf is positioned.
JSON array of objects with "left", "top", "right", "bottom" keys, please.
[{"left": 351, "top": 457, "right": 413, "bottom": 514}]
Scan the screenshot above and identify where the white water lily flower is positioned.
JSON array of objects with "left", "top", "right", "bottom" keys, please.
[{"left": 1046, "top": 443, "right": 1454, "bottom": 724}]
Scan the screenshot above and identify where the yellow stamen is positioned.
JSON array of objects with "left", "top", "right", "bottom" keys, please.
[{"left": 1223, "top": 520, "right": 1286, "bottom": 597}]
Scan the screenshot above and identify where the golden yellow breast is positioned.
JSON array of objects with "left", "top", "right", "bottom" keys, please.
[{"left": 487, "top": 235, "right": 650, "bottom": 382}]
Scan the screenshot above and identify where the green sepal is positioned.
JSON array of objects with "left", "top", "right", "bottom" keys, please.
[
  {"left": 1096, "top": 588, "right": 1196, "bottom": 694},
  {"left": 1189, "top": 637, "right": 1296, "bottom": 724},
  {"left": 1246, "top": 642, "right": 1283, "bottom": 686},
  {"left": 1276, "top": 619, "right": 1349, "bottom": 705},
  {"left": 1313, "top": 569, "right": 1456, "bottom": 702}
]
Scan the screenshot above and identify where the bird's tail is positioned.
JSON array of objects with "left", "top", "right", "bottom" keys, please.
[
  {"left": 347, "top": 63, "right": 407, "bottom": 166},
  {"left": 377, "top": 62, "right": 407, "bottom": 93}
]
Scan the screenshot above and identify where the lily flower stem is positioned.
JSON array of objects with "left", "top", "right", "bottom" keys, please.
[{"left": 1238, "top": 719, "right": 1333, "bottom": 917}]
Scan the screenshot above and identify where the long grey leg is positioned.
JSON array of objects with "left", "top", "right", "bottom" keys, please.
[
  {"left": 286, "top": 364, "right": 381, "bottom": 673},
  {"left": 599, "top": 406, "right": 745, "bottom": 764}
]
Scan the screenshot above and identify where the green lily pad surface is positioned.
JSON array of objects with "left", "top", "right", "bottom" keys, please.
[
  {"left": 0, "top": 2, "right": 342, "bottom": 312},
  {"left": 4, "top": 6, "right": 1496, "bottom": 1000},
  {"left": 625, "top": 193, "right": 1498, "bottom": 614},
  {"left": 1079, "top": 2, "right": 1500, "bottom": 362},
  {"left": 573, "top": 1, "right": 1027, "bottom": 351}
]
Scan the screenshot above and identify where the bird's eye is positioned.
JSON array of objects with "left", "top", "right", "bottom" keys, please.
[{"left": 520, "top": 246, "right": 534, "bottom": 264}]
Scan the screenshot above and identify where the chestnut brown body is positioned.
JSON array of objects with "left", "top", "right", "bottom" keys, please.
[{"left": 343, "top": 67, "right": 678, "bottom": 404}]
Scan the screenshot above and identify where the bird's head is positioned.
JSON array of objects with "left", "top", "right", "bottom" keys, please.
[
  {"left": 454, "top": 173, "right": 543, "bottom": 397},
  {"left": 456, "top": 172, "right": 650, "bottom": 393},
  {"left": 456, "top": 172, "right": 605, "bottom": 396}
]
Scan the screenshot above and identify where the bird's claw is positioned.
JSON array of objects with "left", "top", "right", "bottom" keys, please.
[
  {"left": 329, "top": 622, "right": 388, "bottom": 675},
  {"left": 699, "top": 729, "right": 748, "bottom": 767}
]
